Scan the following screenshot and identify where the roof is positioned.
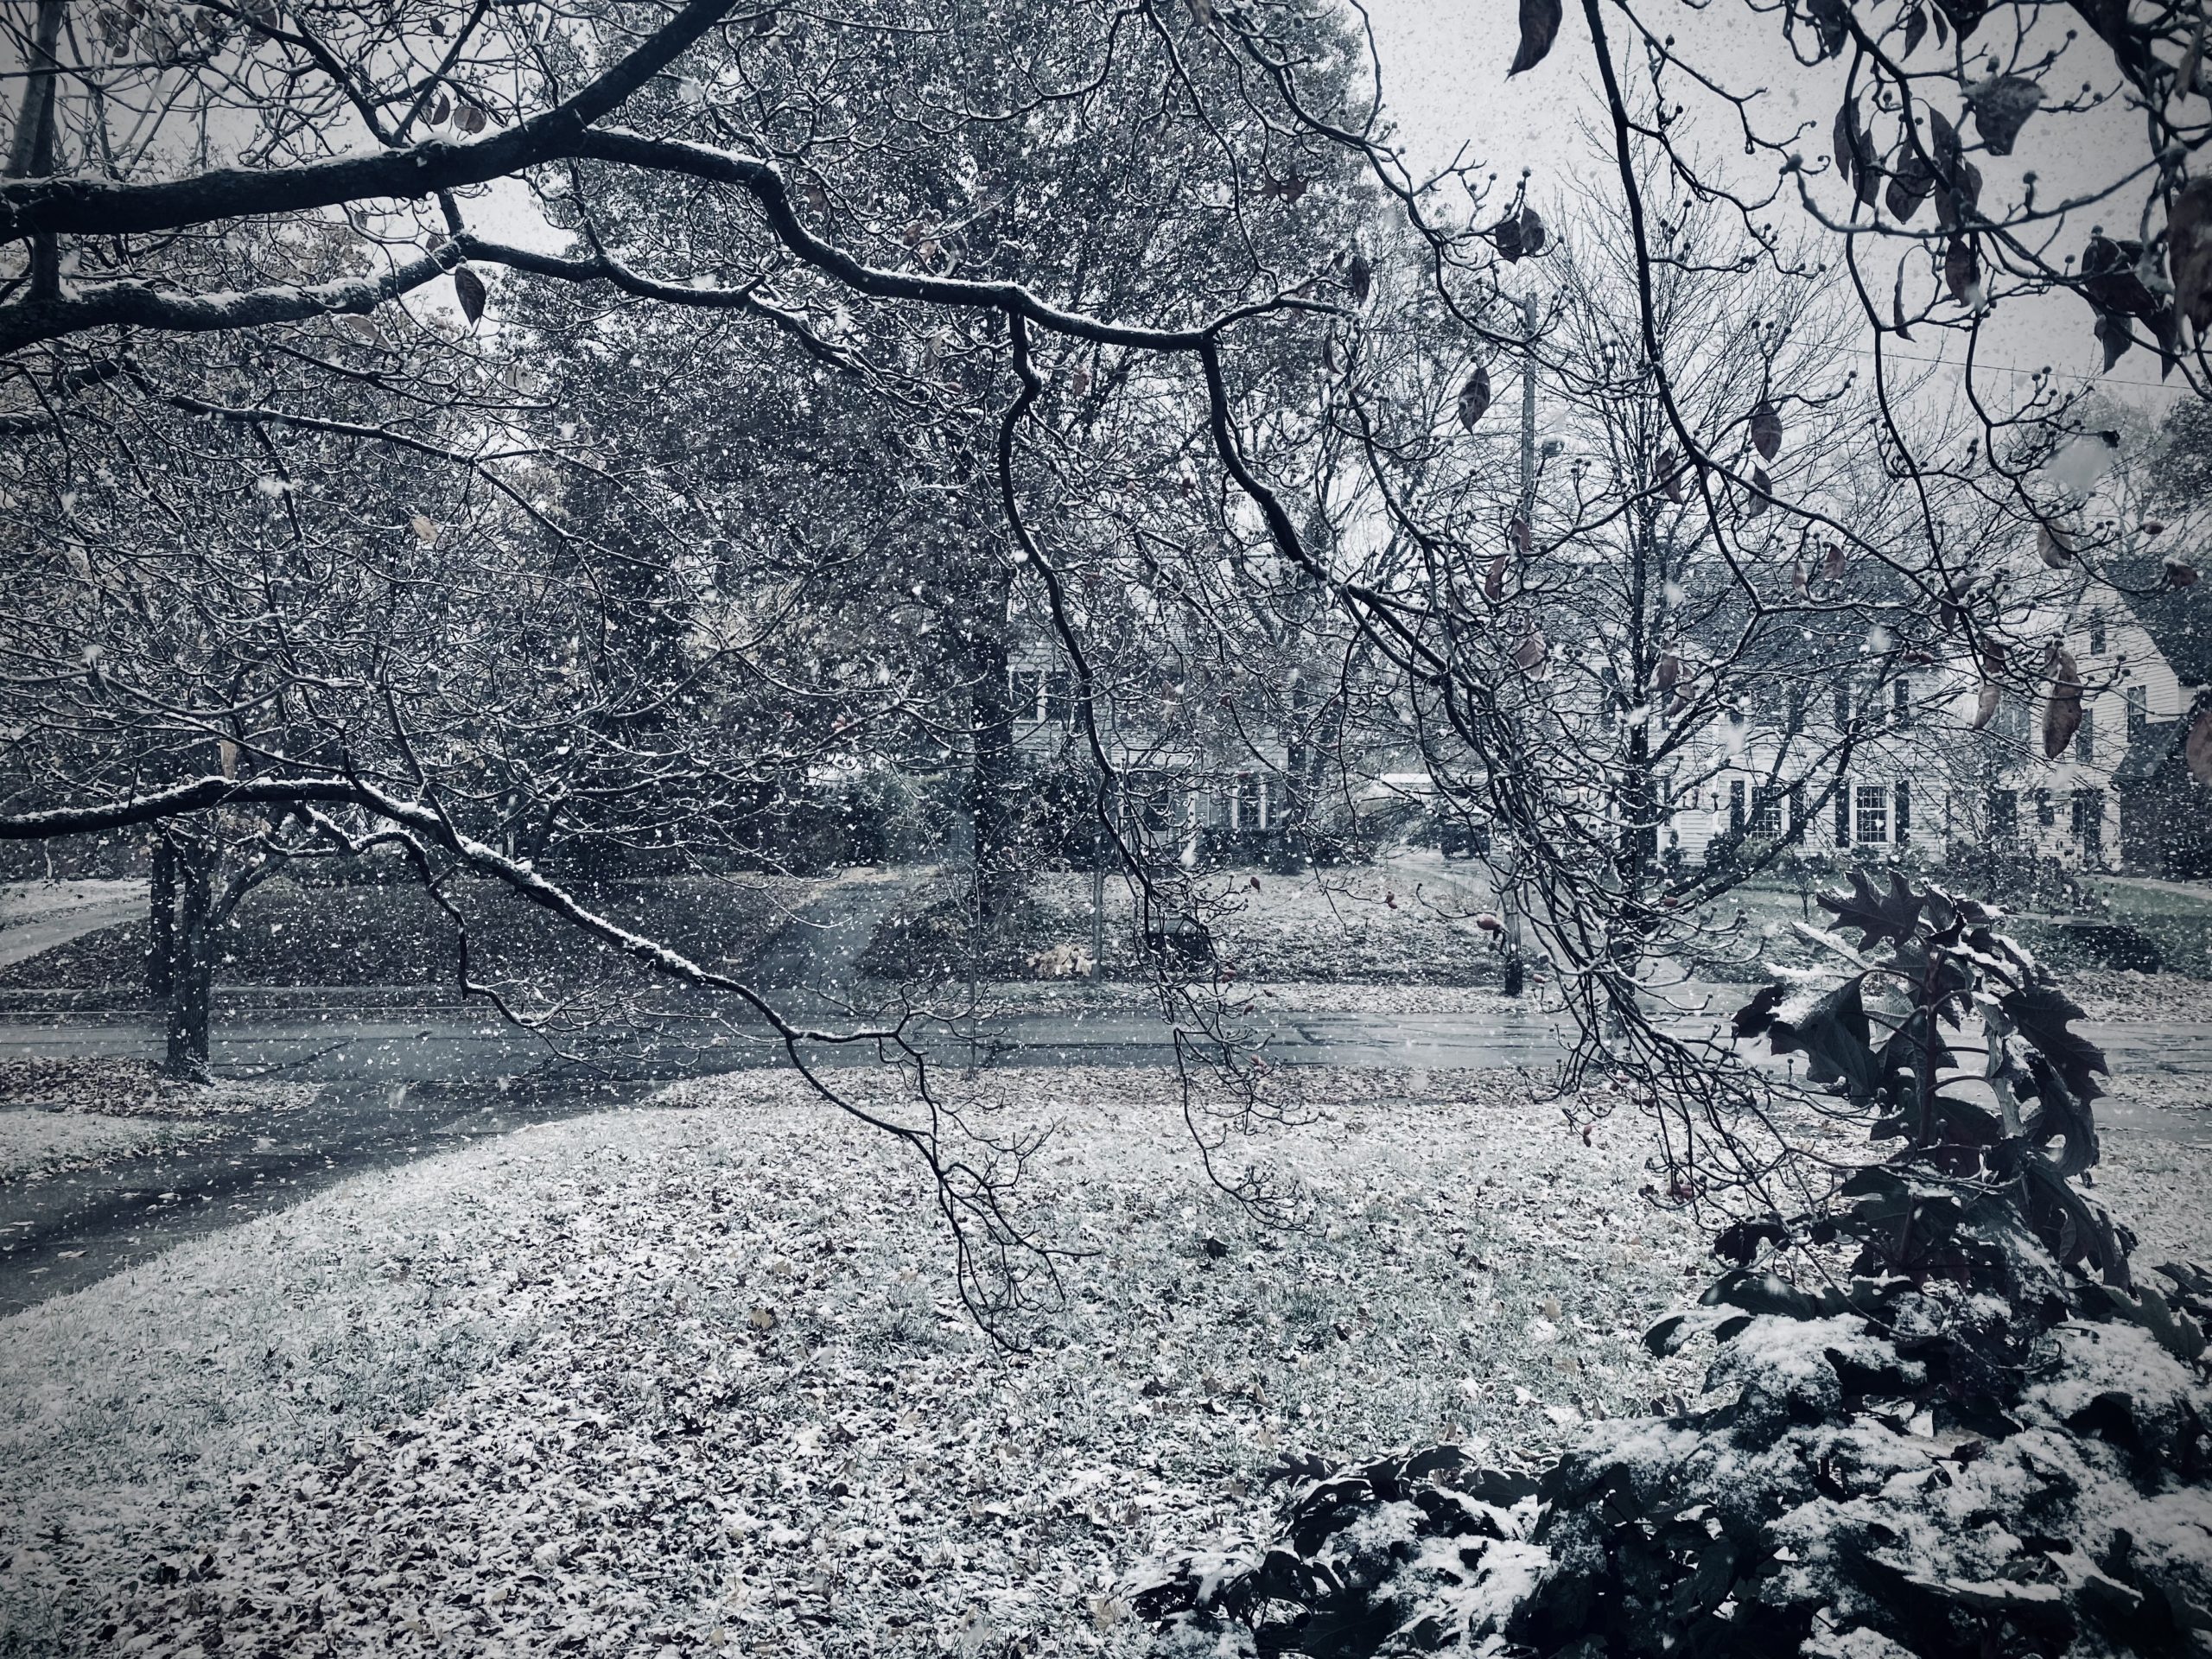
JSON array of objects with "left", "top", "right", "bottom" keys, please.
[{"left": 2107, "top": 552, "right": 2212, "bottom": 688}]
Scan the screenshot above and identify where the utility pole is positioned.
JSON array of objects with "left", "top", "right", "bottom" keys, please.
[{"left": 1501, "top": 291, "right": 1537, "bottom": 998}]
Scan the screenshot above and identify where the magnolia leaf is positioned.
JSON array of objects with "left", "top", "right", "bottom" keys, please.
[
  {"left": 2081, "top": 234, "right": 2159, "bottom": 319},
  {"left": 410, "top": 513, "right": 439, "bottom": 544},
  {"left": 1510, "top": 517, "right": 1533, "bottom": 556},
  {"left": 1944, "top": 235, "right": 1980, "bottom": 304},
  {"left": 1508, "top": 0, "right": 1562, "bottom": 75},
  {"left": 1792, "top": 561, "right": 1810, "bottom": 600},
  {"left": 1459, "top": 365, "right": 1493, "bottom": 429},
  {"left": 2166, "top": 557, "right": 2201, "bottom": 588},
  {"left": 1822, "top": 542, "right": 1847, "bottom": 581},
  {"left": 1749, "top": 398, "right": 1783, "bottom": 461},
  {"left": 1344, "top": 251, "right": 1372, "bottom": 302},
  {"left": 1483, "top": 551, "right": 1507, "bottom": 603},
  {"left": 1070, "top": 365, "right": 1091, "bottom": 397},
  {"left": 1832, "top": 98, "right": 1879, "bottom": 208},
  {"left": 2042, "top": 648, "right": 2082, "bottom": 760},
  {"left": 2171, "top": 175, "right": 2212, "bottom": 334},
  {"left": 1657, "top": 448, "right": 1685, "bottom": 505},
  {"left": 1893, "top": 269, "right": 1915, "bottom": 340},
  {"left": 454, "top": 100, "right": 488, "bottom": 135},
  {"left": 1965, "top": 75, "right": 2043, "bottom": 157},
  {"left": 1518, "top": 207, "right": 1548, "bottom": 255},
  {"left": 1745, "top": 466, "right": 1772, "bottom": 516},
  {"left": 1902, "top": 3, "right": 1928, "bottom": 54},
  {"left": 2094, "top": 312, "right": 2133, "bottom": 372},
  {"left": 1656, "top": 652, "right": 1682, "bottom": 695},
  {"left": 342, "top": 312, "right": 379, "bottom": 341},
  {"left": 1511, "top": 630, "right": 1548, "bottom": 673},
  {"left": 1804, "top": 0, "right": 1848, "bottom": 59},
  {"left": 427, "top": 89, "right": 450, "bottom": 125},
  {"left": 1885, "top": 146, "right": 1936, "bottom": 222},
  {"left": 1972, "top": 681, "right": 2000, "bottom": 730},
  {"left": 454, "top": 264, "right": 487, "bottom": 325},
  {"left": 2037, "top": 522, "right": 2074, "bottom": 569},
  {"left": 1495, "top": 213, "right": 1524, "bottom": 263},
  {"left": 2186, "top": 706, "right": 2212, "bottom": 785}
]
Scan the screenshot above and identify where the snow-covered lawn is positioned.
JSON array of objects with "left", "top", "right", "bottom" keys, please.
[
  {"left": 0, "top": 1108, "right": 223, "bottom": 1183},
  {"left": 0, "top": 1057, "right": 318, "bottom": 1120},
  {"left": 0, "top": 1065, "right": 1700, "bottom": 1656},
  {"left": 0, "top": 879, "right": 145, "bottom": 929},
  {"left": 2, "top": 1065, "right": 2203, "bottom": 1657}
]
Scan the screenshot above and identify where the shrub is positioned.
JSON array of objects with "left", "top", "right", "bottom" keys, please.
[{"left": 1135, "top": 873, "right": 2212, "bottom": 1657}]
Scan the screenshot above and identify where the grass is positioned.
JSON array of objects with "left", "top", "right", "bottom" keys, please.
[
  {"left": 1, "top": 1063, "right": 2203, "bottom": 1655},
  {"left": 861, "top": 852, "right": 1505, "bottom": 988},
  {"left": 0, "top": 1065, "right": 1712, "bottom": 1656},
  {"left": 0, "top": 872, "right": 819, "bottom": 998},
  {"left": 0, "top": 1109, "right": 221, "bottom": 1183}
]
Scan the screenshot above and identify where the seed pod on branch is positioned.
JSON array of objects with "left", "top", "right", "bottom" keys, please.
[
  {"left": 2042, "top": 647, "right": 2082, "bottom": 760},
  {"left": 1459, "top": 365, "right": 1492, "bottom": 429},
  {"left": 1971, "top": 683, "right": 2001, "bottom": 731},
  {"left": 2188, "top": 706, "right": 2212, "bottom": 785},
  {"left": 1749, "top": 400, "right": 1783, "bottom": 461}
]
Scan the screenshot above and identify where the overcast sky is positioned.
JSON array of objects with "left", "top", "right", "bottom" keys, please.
[{"left": 1352, "top": 0, "right": 2179, "bottom": 419}]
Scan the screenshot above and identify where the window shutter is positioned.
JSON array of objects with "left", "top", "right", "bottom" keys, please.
[
  {"left": 1834, "top": 783, "right": 1852, "bottom": 848},
  {"left": 1895, "top": 780, "right": 1911, "bottom": 844},
  {"left": 1729, "top": 780, "right": 1745, "bottom": 835}
]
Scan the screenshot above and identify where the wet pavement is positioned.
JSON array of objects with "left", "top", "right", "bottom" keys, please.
[{"left": 1, "top": 867, "right": 2205, "bottom": 1313}]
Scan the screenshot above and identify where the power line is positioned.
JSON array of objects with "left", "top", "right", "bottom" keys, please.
[{"left": 1844, "top": 343, "right": 2187, "bottom": 395}]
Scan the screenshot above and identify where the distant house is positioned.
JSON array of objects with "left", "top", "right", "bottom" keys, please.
[{"left": 2101, "top": 546, "right": 2211, "bottom": 877}]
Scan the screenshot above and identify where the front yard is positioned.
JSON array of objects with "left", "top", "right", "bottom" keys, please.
[{"left": 3, "top": 1064, "right": 2207, "bottom": 1656}]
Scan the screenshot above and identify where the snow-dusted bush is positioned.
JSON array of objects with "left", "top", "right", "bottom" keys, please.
[{"left": 1135, "top": 874, "right": 2212, "bottom": 1657}]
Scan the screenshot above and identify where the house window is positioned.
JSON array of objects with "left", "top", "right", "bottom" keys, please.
[
  {"left": 1728, "top": 780, "right": 1746, "bottom": 835},
  {"left": 2071, "top": 788, "right": 2105, "bottom": 838},
  {"left": 1044, "top": 670, "right": 1074, "bottom": 727},
  {"left": 2077, "top": 705, "right": 2095, "bottom": 766},
  {"left": 1854, "top": 785, "right": 1890, "bottom": 843},
  {"left": 1233, "top": 772, "right": 1269, "bottom": 832},
  {"left": 1989, "top": 789, "right": 2018, "bottom": 840},
  {"left": 1895, "top": 780, "right": 1911, "bottom": 844},
  {"left": 2035, "top": 788, "right": 2055, "bottom": 829},
  {"left": 1752, "top": 789, "right": 1784, "bottom": 836},
  {"left": 2126, "top": 685, "right": 2148, "bottom": 737}
]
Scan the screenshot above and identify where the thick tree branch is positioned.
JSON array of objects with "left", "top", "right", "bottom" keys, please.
[{"left": 0, "top": 0, "right": 740, "bottom": 245}]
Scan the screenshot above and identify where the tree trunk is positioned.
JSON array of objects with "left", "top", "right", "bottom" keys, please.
[
  {"left": 146, "top": 836, "right": 176, "bottom": 998},
  {"left": 969, "top": 571, "right": 1020, "bottom": 925},
  {"left": 164, "top": 840, "right": 217, "bottom": 1082}
]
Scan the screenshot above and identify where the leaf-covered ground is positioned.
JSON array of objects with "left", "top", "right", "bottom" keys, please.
[
  {"left": 0, "top": 1109, "right": 222, "bottom": 1185},
  {"left": 0, "top": 874, "right": 819, "bottom": 998},
  {"left": 2, "top": 1065, "right": 2203, "bottom": 1657},
  {"left": 864, "top": 853, "right": 1506, "bottom": 988}
]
